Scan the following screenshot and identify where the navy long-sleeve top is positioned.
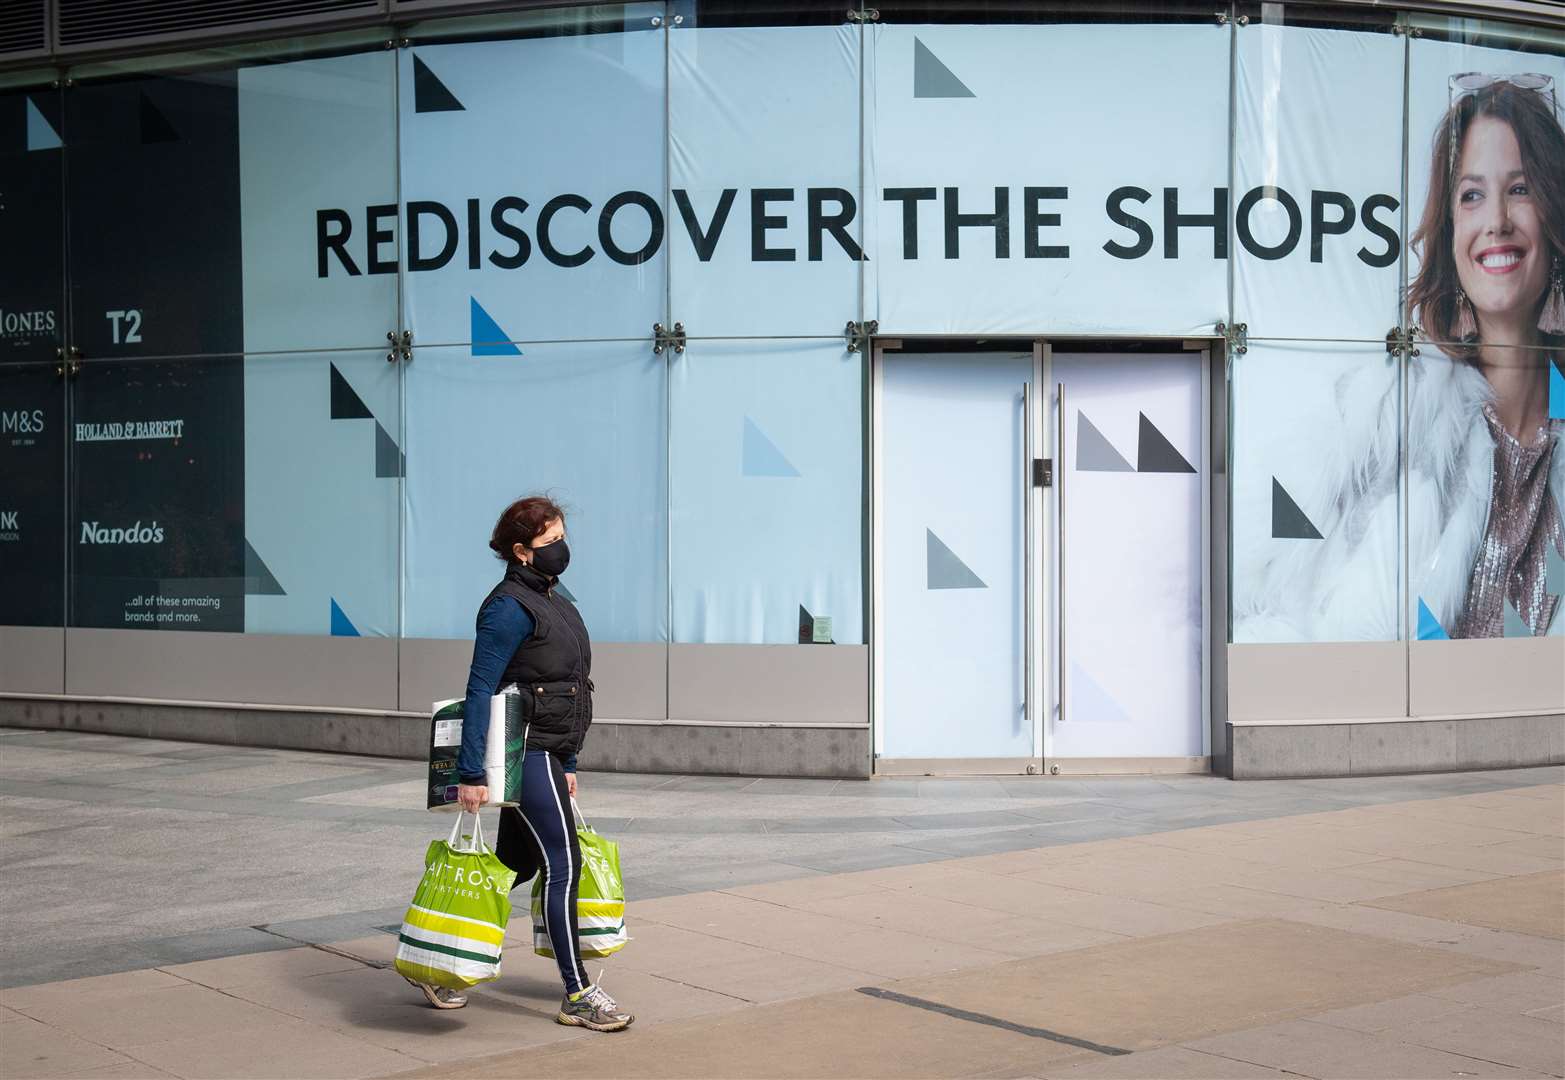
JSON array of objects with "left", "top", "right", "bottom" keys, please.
[{"left": 457, "top": 593, "right": 578, "bottom": 783}]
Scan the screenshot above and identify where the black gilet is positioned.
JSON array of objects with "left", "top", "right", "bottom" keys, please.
[{"left": 480, "top": 561, "right": 594, "bottom": 756}]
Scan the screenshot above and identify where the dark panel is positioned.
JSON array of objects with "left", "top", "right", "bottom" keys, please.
[
  {"left": 69, "top": 358, "right": 245, "bottom": 632},
  {"left": 57, "top": 0, "right": 379, "bottom": 48},
  {"left": 0, "top": 87, "right": 65, "bottom": 364},
  {"left": 0, "top": 363, "right": 65, "bottom": 626},
  {"left": 65, "top": 71, "right": 243, "bottom": 358}
]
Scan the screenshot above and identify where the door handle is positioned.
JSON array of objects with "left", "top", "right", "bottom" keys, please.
[
  {"left": 1057, "top": 382, "right": 1066, "bottom": 726},
  {"left": 1022, "top": 381, "right": 1033, "bottom": 737}
]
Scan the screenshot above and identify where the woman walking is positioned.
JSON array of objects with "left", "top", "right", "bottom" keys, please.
[{"left": 407, "top": 495, "right": 633, "bottom": 1032}]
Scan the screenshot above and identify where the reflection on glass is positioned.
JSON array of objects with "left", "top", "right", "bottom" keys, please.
[
  {"left": 1405, "top": 40, "right": 1565, "bottom": 639},
  {"left": 0, "top": 87, "right": 64, "bottom": 365}
]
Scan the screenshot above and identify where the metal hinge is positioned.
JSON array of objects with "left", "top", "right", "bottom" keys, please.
[
  {"left": 386, "top": 329, "right": 413, "bottom": 363},
  {"left": 653, "top": 322, "right": 686, "bottom": 355},
  {"left": 845, "top": 319, "right": 879, "bottom": 353},
  {"left": 1215, "top": 321, "right": 1248, "bottom": 355},
  {"left": 1385, "top": 326, "right": 1420, "bottom": 359},
  {"left": 847, "top": 8, "right": 880, "bottom": 22},
  {"left": 55, "top": 346, "right": 80, "bottom": 378},
  {"left": 1033, "top": 458, "right": 1053, "bottom": 488}
]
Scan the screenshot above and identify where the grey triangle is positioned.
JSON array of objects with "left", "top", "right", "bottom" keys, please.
[
  {"left": 555, "top": 582, "right": 576, "bottom": 602},
  {"left": 1272, "top": 478, "right": 1324, "bottom": 540},
  {"left": 1546, "top": 544, "right": 1564, "bottom": 596},
  {"left": 1137, "top": 413, "right": 1196, "bottom": 473},
  {"left": 1076, "top": 412, "right": 1134, "bottom": 472},
  {"left": 375, "top": 421, "right": 405, "bottom": 478},
  {"left": 1503, "top": 601, "right": 1531, "bottom": 638},
  {"left": 927, "top": 529, "right": 986, "bottom": 590},
  {"left": 244, "top": 540, "right": 286, "bottom": 596},
  {"left": 798, "top": 604, "right": 814, "bottom": 644},
  {"left": 914, "top": 38, "right": 975, "bottom": 99}
]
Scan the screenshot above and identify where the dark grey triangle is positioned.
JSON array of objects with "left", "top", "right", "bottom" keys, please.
[
  {"left": 798, "top": 604, "right": 814, "bottom": 644},
  {"left": 375, "top": 421, "right": 405, "bottom": 478},
  {"left": 139, "top": 92, "right": 178, "bottom": 143},
  {"left": 413, "top": 55, "right": 465, "bottom": 113},
  {"left": 1076, "top": 412, "right": 1134, "bottom": 472},
  {"left": 244, "top": 540, "right": 286, "bottom": 596},
  {"left": 1137, "top": 413, "right": 1196, "bottom": 474},
  {"left": 927, "top": 529, "right": 986, "bottom": 590},
  {"left": 330, "top": 364, "right": 372, "bottom": 420},
  {"left": 913, "top": 38, "right": 975, "bottom": 99},
  {"left": 1272, "top": 478, "right": 1323, "bottom": 540}
]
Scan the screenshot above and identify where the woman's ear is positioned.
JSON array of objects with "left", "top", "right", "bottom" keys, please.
[{"left": 512, "top": 541, "right": 530, "bottom": 563}]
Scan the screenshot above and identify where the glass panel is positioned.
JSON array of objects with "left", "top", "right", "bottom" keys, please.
[
  {"left": 396, "top": 19, "right": 667, "bottom": 349},
  {"left": 670, "top": 338, "right": 863, "bottom": 644},
  {"left": 1405, "top": 24, "right": 1565, "bottom": 640},
  {"left": 402, "top": 342, "right": 667, "bottom": 643},
  {"left": 0, "top": 363, "right": 65, "bottom": 627},
  {"left": 68, "top": 357, "right": 247, "bottom": 631},
  {"left": 1233, "top": 9, "right": 1403, "bottom": 341},
  {"left": 1229, "top": 340, "right": 1402, "bottom": 643},
  {"left": 63, "top": 50, "right": 398, "bottom": 360},
  {"left": 872, "top": 1, "right": 1218, "bottom": 25},
  {"left": 241, "top": 351, "right": 400, "bottom": 636},
  {"left": 863, "top": 21, "right": 1228, "bottom": 335},
  {"left": 0, "top": 85, "right": 64, "bottom": 365},
  {"left": 669, "top": 21, "right": 862, "bottom": 337}
]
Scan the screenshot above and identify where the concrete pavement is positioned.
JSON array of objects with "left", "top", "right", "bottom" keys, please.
[{"left": 1, "top": 730, "right": 1561, "bottom": 1078}]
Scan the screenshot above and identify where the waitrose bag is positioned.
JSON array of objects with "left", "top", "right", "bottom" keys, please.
[
  {"left": 394, "top": 812, "right": 518, "bottom": 990},
  {"left": 532, "top": 799, "right": 628, "bottom": 960},
  {"left": 426, "top": 688, "right": 525, "bottom": 810}
]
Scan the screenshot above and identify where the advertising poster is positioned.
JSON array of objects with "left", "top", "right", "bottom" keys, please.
[{"left": 1232, "top": 29, "right": 1565, "bottom": 643}]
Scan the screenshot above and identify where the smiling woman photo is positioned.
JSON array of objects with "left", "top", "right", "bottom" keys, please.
[
  {"left": 1235, "top": 73, "right": 1564, "bottom": 644},
  {"left": 1406, "top": 74, "right": 1565, "bottom": 639}
]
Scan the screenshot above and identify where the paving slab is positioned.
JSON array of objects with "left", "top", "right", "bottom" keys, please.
[
  {"left": 1038, "top": 1044, "right": 1300, "bottom": 1078},
  {"left": 1366, "top": 869, "right": 1565, "bottom": 940},
  {"left": 1185, "top": 1018, "right": 1551, "bottom": 1079},
  {"left": 1383, "top": 1004, "right": 1565, "bottom": 1075}
]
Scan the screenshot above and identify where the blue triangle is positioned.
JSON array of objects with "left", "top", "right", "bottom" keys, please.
[
  {"left": 471, "top": 297, "right": 522, "bottom": 356},
  {"left": 330, "top": 598, "right": 361, "bottom": 637},
  {"left": 742, "top": 416, "right": 800, "bottom": 477},
  {"left": 26, "top": 97, "right": 61, "bottom": 152},
  {"left": 1067, "top": 662, "right": 1132, "bottom": 725},
  {"left": 1548, "top": 362, "right": 1565, "bottom": 421},
  {"left": 1503, "top": 601, "right": 1531, "bottom": 638},
  {"left": 1417, "top": 598, "right": 1449, "bottom": 641}
]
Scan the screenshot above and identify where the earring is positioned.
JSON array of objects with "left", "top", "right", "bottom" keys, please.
[
  {"left": 1539, "top": 257, "right": 1565, "bottom": 335},
  {"left": 1453, "top": 288, "right": 1478, "bottom": 340}
]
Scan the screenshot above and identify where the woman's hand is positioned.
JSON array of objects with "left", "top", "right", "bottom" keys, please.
[
  {"left": 566, "top": 773, "right": 578, "bottom": 799},
  {"left": 457, "top": 784, "right": 488, "bottom": 812}
]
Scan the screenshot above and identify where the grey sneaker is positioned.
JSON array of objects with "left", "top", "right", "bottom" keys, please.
[
  {"left": 404, "top": 976, "right": 467, "bottom": 1010},
  {"left": 557, "top": 984, "right": 634, "bottom": 1031}
]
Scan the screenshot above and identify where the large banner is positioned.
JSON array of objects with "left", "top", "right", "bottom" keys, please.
[{"left": 1233, "top": 31, "right": 1565, "bottom": 643}]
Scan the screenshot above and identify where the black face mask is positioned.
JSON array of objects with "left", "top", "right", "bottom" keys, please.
[{"left": 529, "top": 538, "right": 570, "bottom": 578}]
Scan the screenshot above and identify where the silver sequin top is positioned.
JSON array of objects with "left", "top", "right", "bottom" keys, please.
[{"left": 1453, "top": 406, "right": 1563, "bottom": 639}]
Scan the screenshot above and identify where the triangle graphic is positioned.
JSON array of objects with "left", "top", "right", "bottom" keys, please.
[
  {"left": 1417, "top": 598, "right": 1450, "bottom": 641},
  {"left": 25, "top": 97, "right": 61, "bottom": 151},
  {"left": 329, "top": 363, "right": 373, "bottom": 420},
  {"left": 1067, "top": 662, "right": 1133, "bottom": 724},
  {"left": 413, "top": 55, "right": 465, "bottom": 113},
  {"left": 1549, "top": 361, "right": 1565, "bottom": 421},
  {"left": 742, "top": 416, "right": 800, "bottom": 477},
  {"left": 555, "top": 582, "right": 577, "bottom": 603},
  {"left": 374, "top": 421, "right": 405, "bottom": 478},
  {"left": 1076, "top": 412, "right": 1134, "bottom": 472},
  {"left": 243, "top": 540, "right": 286, "bottom": 596},
  {"left": 1137, "top": 413, "right": 1196, "bottom": 473},
  {"left": 1503, "top": 601, "right": 1531, "bottom": 638},
  {"left": 927, "top": 528, "right": 986, "bottom": 590},
  {"left": 471, "top": 297, "right": 522, "bottom": 356},
  {"left": 798, "top": 603, "right": 815, "bottom": 644},
  {"left": 139, "top": 92, "right": 178, "bottom": 143},
  {"left": 913, "top": 38, "right": 975, "bottom": 99},
  {"left": 330, "top": 598, "right": 361, "bottom": 637},
  {"left": 1271, "top": 478, "right": 1324, "bottom": 540}
]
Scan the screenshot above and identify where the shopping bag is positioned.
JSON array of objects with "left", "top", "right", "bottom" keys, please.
[
  {"left": 426, "top": 688, "right": 526, "bottom": 810},
  {"left": 394, "top": 812, "right": 519, "bottom": 990},
  {"left": 532, "top": 798, "right": 628, "bottom": 959}
]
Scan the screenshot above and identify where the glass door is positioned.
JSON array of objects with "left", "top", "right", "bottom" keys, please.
[
  {"left": 1049, "top": 350, "right": 1207, "bottom": 766},
  {"left": 876, "top": 346, "right": 1040, "bottom": 772}
]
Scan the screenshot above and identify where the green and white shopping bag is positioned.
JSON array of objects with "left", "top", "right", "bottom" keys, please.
[
  {"left": 532, "top": 799, "right": 628, "bottom": 959},
  {"left": 394, "top": 812, "right": 518, "bottom": 990}
]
